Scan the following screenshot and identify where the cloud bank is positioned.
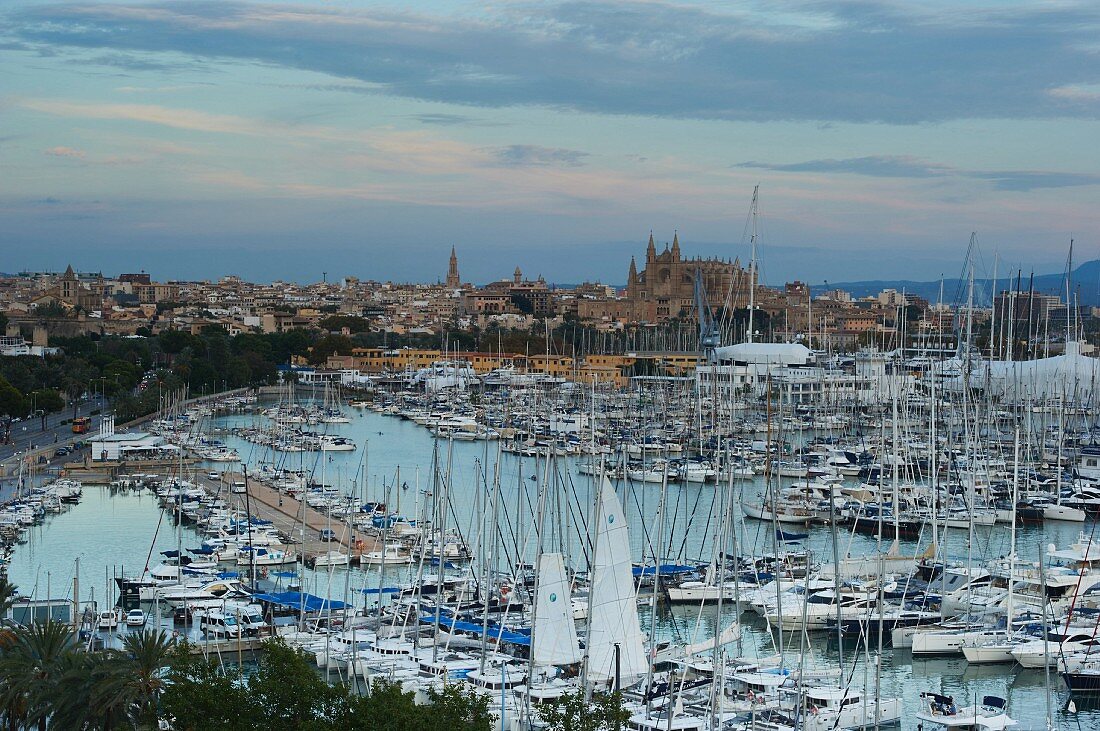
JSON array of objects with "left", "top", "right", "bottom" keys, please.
[{"left": 9, "top": 0, "right": 1100, "bottom": 124}]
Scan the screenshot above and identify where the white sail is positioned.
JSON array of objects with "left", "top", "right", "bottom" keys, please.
[
  {"left": 586, "top": 477, "right": 648, "bottom": 687},
  {"left": 683, "top": 620, "right": 741, "bottom": 658},
  {"left": 532, "top": 552, "right": 582, "bottom": 666}
]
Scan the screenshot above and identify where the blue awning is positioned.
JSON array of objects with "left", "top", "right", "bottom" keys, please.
[
  {"left": 252, "top": 592, "right": 348, "bottom": 612},
  {"left": 423, "top": 615, "right": 530, "bottom": 646},
  {"left": 633, "top": 564, "right": 698, "bottom": 577}
]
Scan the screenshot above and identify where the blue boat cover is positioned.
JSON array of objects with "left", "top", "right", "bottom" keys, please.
[
  {"left": 252, "top": 592, "right": 348, "bottom": 611},
  {"left": 633, "top": 564, "right": 698, "bottom": 577},
  {"left": 422, "top": 615, "right": 531, "bottom": 646}
]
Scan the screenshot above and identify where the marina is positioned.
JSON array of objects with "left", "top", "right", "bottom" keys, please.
[{"left": 4, "top": 361, "right": 1100, "bottom": 730}]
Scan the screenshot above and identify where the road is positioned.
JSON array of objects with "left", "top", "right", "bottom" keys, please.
[
  {"left": 0, "top": 446, "right": 75, "bottom": 502},
  {"left": 0, "top": 397, "right": 108, "bottom": 463}
]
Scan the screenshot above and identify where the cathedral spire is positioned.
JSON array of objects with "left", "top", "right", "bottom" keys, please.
[
  {"left": 671, "top": 231, "right": 680, "bottom": 261},
  {"left": 446, "top": 246, "right": 460, "bottom": 288},
  {"left": 646, "top": 231, "right": 656, "bottom": 262}
]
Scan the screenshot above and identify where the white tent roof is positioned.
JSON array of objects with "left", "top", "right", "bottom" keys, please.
[
  {"left": 942, "top": 342, "right": 1100, "bottom": 402},
  {"left": 712, "top": 342, "right": 812, "bottom": 366}
]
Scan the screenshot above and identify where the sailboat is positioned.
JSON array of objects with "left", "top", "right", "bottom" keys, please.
[
  {"left": 584, "top": 477, "right": 648, "bottom": 689},
  {"left": 508, "top": 551, "right": 584, "bottom": 707}
]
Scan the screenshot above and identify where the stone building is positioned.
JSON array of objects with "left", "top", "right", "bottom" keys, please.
[
  {"left": 624, "top": 233, "right": 754, "bottom": 322},
  {"left": 445, "top": 246, "right": 461, "bottom": 288}
]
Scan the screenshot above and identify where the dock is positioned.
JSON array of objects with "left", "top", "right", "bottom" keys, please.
[{"left": 202, "top": 471, "right": 382, "bottom": 564}]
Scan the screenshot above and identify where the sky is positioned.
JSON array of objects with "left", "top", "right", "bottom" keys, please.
[{"left": 1, "top": 0, "right": 1098, "bottom": 286}]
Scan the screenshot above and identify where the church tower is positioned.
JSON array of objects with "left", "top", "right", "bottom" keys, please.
[
  {"left": 626, "top": 256, "right": 637, "bottom": 298},
  {"left": 646, "top": 231, "right": 656, "bottom": 264},
  {"left": 446, "top": 246, "right": 460, "bottom": 288},
  {"left": 671, "top": 231, "right": 680, "bottom": 261},
  {"left": 513, "top": 266, "right": 523, "bottom": 285},
  {"left": 60, "top": 264, "right": 78, "bottom": 304}
]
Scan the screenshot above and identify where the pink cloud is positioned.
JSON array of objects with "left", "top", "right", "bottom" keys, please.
[{"left": 44, "top": 146, "right": 87, "bottom": 160}]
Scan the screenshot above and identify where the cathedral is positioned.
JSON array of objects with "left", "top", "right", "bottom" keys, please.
[{"left": 624, "top": 233, "right": 754, "bottom": 321}]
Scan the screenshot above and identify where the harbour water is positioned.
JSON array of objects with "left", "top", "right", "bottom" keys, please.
[{"left": 7, "top": 404, "right": 1100, "bottom": 729}]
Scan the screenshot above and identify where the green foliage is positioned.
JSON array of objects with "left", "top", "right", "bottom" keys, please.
[
  {"left": 0, "top": 624, "right": 495, "bottom": 731},
  {"left": 34, "top": 301, "right": 69, "bottom": 318},
  {"left": 0, "top": 620, "right": 80, "bottom": 728},
  {"left": 422, "top": 684, "right": 496, "bottom": 731},
  {"left": 308, "top": 334, "right": 355, "bottom": 364},
  {"left": 0, "top": 327, "right": 320, "bottom": 422},
  {"left": 162, "top": 640, "right": 494, "bottom": 731},
  {"left": 161, "top": 643, "right": 254, "bottom": 731},
  {"left": 243, "top": 640, "right": 350, "bottom": 731},
  {"left": 0, "top": 375, "right": 27, "bottom": 417},
  {"left": 537, "top": 690, "right": 632, "bottom": 731},
  {"left": 29, "top": 388, "right": 64, "bottom": 413},
  {"left": 158, "top": 328, "right": 194, "bottom": 355}
]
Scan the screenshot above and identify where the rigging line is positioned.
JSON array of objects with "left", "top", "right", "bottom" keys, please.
[{"left": 560, "top": 470, "right": 592, "bottom": 569}]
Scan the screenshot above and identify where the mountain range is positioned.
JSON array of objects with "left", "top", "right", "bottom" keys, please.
[{"left": 810, "top": 259, "right": 1100, "bottom": 307}]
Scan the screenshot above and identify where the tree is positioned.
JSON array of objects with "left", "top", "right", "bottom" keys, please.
[
  {"left": 158, "top": 329, "right": 193, "bottom": 356},
  {"left": 244, "top": 639, "right": 350, "bottom": 731},
  {"left": 308, "top": 335, "right": 355, "bottom": 364},
  {"left": 319, "top": 315, "right": 371, "bottom": 334},
  {"left": 0, "top": 578, "right": 18, "bottom": 621},
  {"left": 422, "top": 684, "right": 494, "bottom": 731},
  {"left": 93, "top": 630, "right": 175, "bottom": 728},
  {"left": 537, "top": 690, "right": 631, "bottom": 731},
  {"left": 161, "top": 643, "right": 254, "bottom": 731},
  {"left": 0, "top": 620, "right": 79, "bottom": 730},
  {"left": 28, "top": 389, "right": 64, "bottom": 414},
  {"left": 347, "top": 681, "right": 421, "bottom": 731},
  {"left": 0, "top": 376, "right": 27, "bottom": 418}
]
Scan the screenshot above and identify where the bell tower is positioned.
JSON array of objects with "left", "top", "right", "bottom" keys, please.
[{"left": 446, "top": 246, "right": 460, "bottom": 288}]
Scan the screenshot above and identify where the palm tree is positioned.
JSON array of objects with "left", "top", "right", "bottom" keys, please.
[
  {"left": 44, "top": 650, "right": 99, "bottom": 730},
  {"left": 92, "top": 630, "right": 175, "bottom": 729},
  {"left": 0, "top": 620, "right": 78, "bottom": 730},
  {"left": 0, "top": 578, "right": 18, "bottom": 621}
]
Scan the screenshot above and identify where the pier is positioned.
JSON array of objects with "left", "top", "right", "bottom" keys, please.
[{"left": 201, "top": 471, "right": 382, "bottom": 564}]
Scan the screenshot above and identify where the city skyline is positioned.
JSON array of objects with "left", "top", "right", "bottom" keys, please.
[{"left": 2, "top": 0, "right": 1098, "bottom": 284}]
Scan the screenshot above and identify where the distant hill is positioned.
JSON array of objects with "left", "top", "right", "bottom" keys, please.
[{"left": 811, "top": 259, "right": 1100, "bottom": 307}]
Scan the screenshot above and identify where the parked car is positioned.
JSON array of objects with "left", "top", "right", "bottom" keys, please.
[{"left": 319, "top": 529, "right": 337, "bottom": 542}]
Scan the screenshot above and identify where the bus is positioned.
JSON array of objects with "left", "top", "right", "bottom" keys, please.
[{"left": 71, "top": 416, "right": 91, "bottom": 434}]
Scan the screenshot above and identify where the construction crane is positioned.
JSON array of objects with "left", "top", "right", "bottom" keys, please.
[{"left": 694, "top": 267, "right": 721, "bottom": 362}]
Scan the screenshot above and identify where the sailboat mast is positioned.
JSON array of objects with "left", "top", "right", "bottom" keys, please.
[{"left": 747, "top": 185, "right": 758, "bottom": 345}]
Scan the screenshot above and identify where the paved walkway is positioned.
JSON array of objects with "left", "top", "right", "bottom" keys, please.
[{"left": 211, "top": 471, "right": 381, "bottom": 561}]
